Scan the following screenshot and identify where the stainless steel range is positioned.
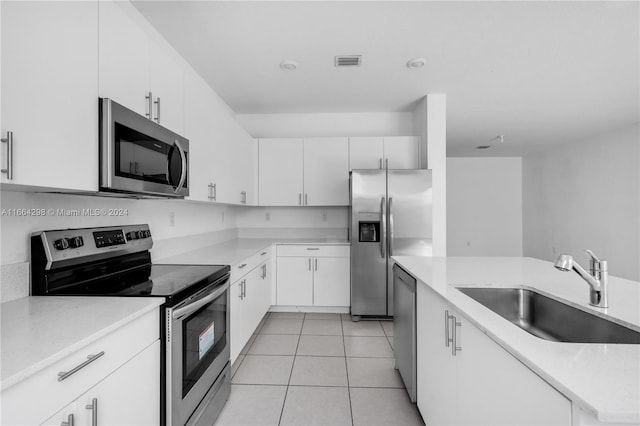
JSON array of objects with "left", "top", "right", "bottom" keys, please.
[{"left": 30, "top": 224, "right": 230, "bottom": 426}]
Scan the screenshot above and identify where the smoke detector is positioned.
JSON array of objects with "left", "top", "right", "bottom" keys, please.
[
  {"left": 335, "top": 55, "right": 362, "bottom": 67},
  {"left": 280, "top": 60, "right": 298, "bottom": 71},
  {"left": 406, "top": 57, "right": 426, "bottom": 69}
]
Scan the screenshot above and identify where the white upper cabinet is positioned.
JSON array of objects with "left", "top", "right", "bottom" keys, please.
[
  {"left": 184, "top": 69, "right": 219, "bottom": 203},
  {"left": 258, "top": 137, "right": 349, "bottom": 206},
  {"left": 349, "top": 137, "right": 385, "bottom": 170},
  {"left": 98, "top": 1, "right": 150, "bottom": 119},
  {"left": 99, "top": 1, "right": 183, "bottom": 134},
  {"left": 349, "top": 136, "right": 421, "bottom": 170},
  {"left": 149, "top": 42, "right": 184, "bottom": 134},
  {"left": 259, "top": 138, "right": 304, "bottom": 206},
  {"left": 1, "top": 1, "right": 98, "bottom": 191},
  {"left": 303, "top": 137, "right": 349, "bottom": 206},
  {"left": 384, "top": 136, "right": 420, "bottom": 169}
]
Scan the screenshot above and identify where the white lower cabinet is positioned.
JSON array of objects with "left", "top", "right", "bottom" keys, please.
[
  {"left": 276, "top": 257, "right": 314, "bottom": 306},
  {"left": 2, "top": 310, "right": 159, "bottom": 426},
  {"left": 275, "top": 245, "right": 350, "bottom": 307},
  {"left": 417, "top": 284, "right": 572, "bottom": 426},
  {"left": 42, "top": 341, "right": 160, "bottom": 426},
  {"left": 230, "top": 257, "right": 272, "bottom": 364}
]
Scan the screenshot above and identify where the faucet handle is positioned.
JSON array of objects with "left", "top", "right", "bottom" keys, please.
[{"left": 584, "top": 249, "right": 601, "bottom": 263}]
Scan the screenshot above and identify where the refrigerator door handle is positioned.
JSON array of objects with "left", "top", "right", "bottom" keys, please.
[
  {"left": 380, "top": 197, "right": 386, "bottom": 259},
  {"left": 388, "top": 197, "right": 394, "bottom": 256}
]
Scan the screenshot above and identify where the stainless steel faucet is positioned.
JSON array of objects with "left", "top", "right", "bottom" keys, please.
[{"left": 554, "top": 250, "right": 608, "bottom": 308}]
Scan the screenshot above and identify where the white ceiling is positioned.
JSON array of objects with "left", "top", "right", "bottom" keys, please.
[{"left": 132, "top": 1, "right": 639, "bottom": 156}]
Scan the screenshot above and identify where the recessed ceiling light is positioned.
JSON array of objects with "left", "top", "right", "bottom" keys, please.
[
  {"left": 406, "top": 57, "right": 426, "bottom": 69},
  {"left": 280, "top": 60, "right": 298, "bottom": 71}
]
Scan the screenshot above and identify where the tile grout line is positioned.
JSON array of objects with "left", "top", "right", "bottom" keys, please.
[
  {"left": 342, "top": 313, "right": 355, "bottom": 426},
  {"left": 277, "top": 312, "right": 304, "bottom": 426}
]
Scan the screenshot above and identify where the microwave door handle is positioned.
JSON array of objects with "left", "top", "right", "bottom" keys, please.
[{"left": 167, "top": 140, "right": 188, "bottom": 193}]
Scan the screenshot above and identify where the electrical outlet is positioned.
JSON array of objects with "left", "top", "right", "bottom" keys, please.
[
  {"left": 169, "top": 212, "right": 175, "bottom": 227},
  {"left": 266, "top": 212, "right": 271, "bottom": 221},
  {"left": 322, "top": 212, "right": 328, "bottom": 222}
]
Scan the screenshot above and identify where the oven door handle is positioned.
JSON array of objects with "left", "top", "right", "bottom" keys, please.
[{"left": 172, "top": 281, "right": 229, "bottom": 321}]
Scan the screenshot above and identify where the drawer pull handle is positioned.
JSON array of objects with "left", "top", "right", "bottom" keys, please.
[
  {"left": 261, "top": 251, "right": 267, "bottom": 255},
  {"left": 58, "top": 351, "right": 105, "bottom": 382},
  {"left": 238, "top": 263, "right": 247, "bottom": 269},
  {"left": 306, "top": 248, "right": 320, "bottom": 251},
  {"left": 61, "top": 413, "right": 74, "bottom": 426},
  {"left": 85, "top": 398, "right": 98, "bottom": 426}
]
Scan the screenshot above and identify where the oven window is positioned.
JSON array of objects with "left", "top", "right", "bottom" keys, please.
[{"left": 182, "top": 290, "right": 227, "bottom": 397}]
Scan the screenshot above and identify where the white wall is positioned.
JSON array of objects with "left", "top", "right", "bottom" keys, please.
[
  {"left": 522, "top": 123, "right": 639, "bottom": 281},
  {"left": 237, "top": 112, "right": 415, "bottom": 138},
  {"left": 413, "top": 95, "right": 447, "bottom": 256},
  {"left": 447, "top": 157, "right": 523, "bottom": 256},
  {"left": 0, "top": 191, "right": 237, "bottom": 265}
]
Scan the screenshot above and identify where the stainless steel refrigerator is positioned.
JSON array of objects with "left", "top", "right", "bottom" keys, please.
[{"left": 350, "top": 169, "right": 433, "bottom": 319}]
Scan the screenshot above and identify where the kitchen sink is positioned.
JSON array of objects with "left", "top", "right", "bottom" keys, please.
[{"left": 456, "top": 287, "right": 640, "bottom": 344}]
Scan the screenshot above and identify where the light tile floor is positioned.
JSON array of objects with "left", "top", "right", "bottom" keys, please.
[{"left": 214, "top": 312, "right": 424, "bottom": 426}]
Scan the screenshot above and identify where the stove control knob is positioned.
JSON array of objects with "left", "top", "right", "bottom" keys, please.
[
  {"left": 68, "top": 236, "right": 84, "bottom": 249},
  {"left": 53, "top": 238, "right": 69, "bottom": 250},
  {"left": 137, "top": 230, "right": 145, "bottom": 239},
  {"left": 126, "top": 231, "right": 137, "bottom": 241},
  {"left": 145, "top": 230, "right": 151, "bottom": 238}
]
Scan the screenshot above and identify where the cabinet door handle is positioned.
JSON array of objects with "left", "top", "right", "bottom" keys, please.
[
  {"left": 1, "top": 131, "right": 13, "bottom": 180},
  {"left": 241, "top": 191, "right": 247, "bottom": 204},
  {"left": 61, "top": 413, "right": 74, "bottom": 426},
  {"left": 85, "top": 398, "right": 98, "bottom": 426},
  {"left": 444, "top": 310, "right": 451, "bottom": 347},
  {"left": 261, "top": 264, "right": 267, "bottom": 279},
  {"left": 238, "top": 263, "right": 247, "bottom": 269},
  {"left": 299, "top": 193, "right": 302, "bottom": 205},
  {"left": 314, "top": 258, "right": 318, "bottom": 271},
  {"left": 208, "top": 183, "right": 212, "bottom": 200},
  {"left": 452, "top": 316, "right": 462, "bottom": 356},
  {"left": 261, "top": 251, "right": 267, "bottom": 256},
  {"left": 306, "top": 248, "right": 319, "bottom": 251},
  {"left": 304, "top": 193, "right": 308, "bottom": 205},
  {"left": 212, "top": 183, "right": 217, "bottom": 201},
  {"left": 58, "top": 351, "right": 105, "bottom": 382},
  {"left": 239, "top": 282, "right": 243, "bottom": 299},
  {"left": 145, "top": 92, "right": 153, "bottom": 119},
  {"left": 385, "top": 158, "right": 389, "bottom": 169},
  {"left": 154, "top": 97, "right": 161, "bottom": 123},
  {"left": 308, "top": 258, "right": 311, "bottom": 271},
  {"left": 379, "top": 158, "right": 382, "bottom": 169}
]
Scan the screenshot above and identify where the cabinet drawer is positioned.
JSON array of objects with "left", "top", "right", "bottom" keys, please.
[
  {"left": 1, "top": 309, "right": 159, "bottom": 426},
  {"left": 276, "top": 245, "right": 350, "bottom": 258},
  {"left": 230, "top": 246, "right": 271, "bottom": 283}
]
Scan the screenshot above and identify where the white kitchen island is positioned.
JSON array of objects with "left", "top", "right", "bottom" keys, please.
[{"left": 392, "top": 256, "right": 640, "bottom": 425}]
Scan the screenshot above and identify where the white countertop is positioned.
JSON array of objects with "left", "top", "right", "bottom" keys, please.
[
  {"left": 0, "top": 296, "right": 164, "bottom": 391},
  {"left": 392, "top": 256, "right": 640, "bottom": 424},
  {"left": 157, "top": 237, "right": 350, "bottom": 266}
]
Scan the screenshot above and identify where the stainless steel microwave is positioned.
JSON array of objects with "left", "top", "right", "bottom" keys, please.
[{"left": 99, "top": 98, "right": 189, "bottom": 198}]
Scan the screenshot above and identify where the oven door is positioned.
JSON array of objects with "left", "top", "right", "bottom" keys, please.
[
  {"left": 166, "top": 274, "right": 230, "bottom": 426},
  {"left": 100, "top": 98, "right": 189, "bottom": 197}
]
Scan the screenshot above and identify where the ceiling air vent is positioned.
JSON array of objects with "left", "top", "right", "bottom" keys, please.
[
  {"left": 476, "top": 145, "right": 492, "bottom": 150},
  {"left": 335, "top": 55, "right": 362, "bottom": 67}
]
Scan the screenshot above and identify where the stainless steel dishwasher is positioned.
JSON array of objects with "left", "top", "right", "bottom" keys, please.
[{"left": 393, "top": 263, "right": 417, "bottom": 402}]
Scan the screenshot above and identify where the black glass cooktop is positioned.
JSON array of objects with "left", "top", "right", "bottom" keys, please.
[{"left": 43, "top": 262, "right": 229, "bottom": 306}]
